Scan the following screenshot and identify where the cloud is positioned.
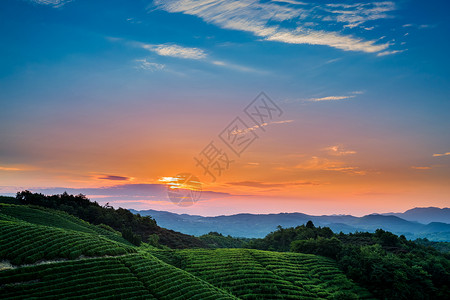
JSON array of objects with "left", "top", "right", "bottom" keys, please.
[
  {"left": 132, "top": 42, "right": 257, "bottom": 73},
  {"left": 296, "top": 156, "right": 366, "bottom": 175},
  {"left": 97, "top": 175, "right": 131, "bottom": 181},
  {"left": 142, "top": 43, "right": 207, "bottom": 59},
  {"left": 0, "top": 166, "right": 22, "bottom": 171},
  {"left": 284, "top": 90, "right": 363, "bottom": 104},
  {"left": 323, "top": 2, "right": 395, "bottom": 29},
  {"left": 323, "top": 145, "right": 356, "bottom": 156},
  {"left": 433, "top": 152, "right": 450, "bottom": 157},
  {"left": 226, "top": 180, "right": 319, "bottom": 189},
  {"left": 411, "top": 166, "right": 432, "bottom": 170},
  {"left": 23, "top": 184, "right": 237, "bottom": 203},
  {"left": 153, "top": 0, "right": 394, "bottom": 53},
  {"left": 211, "top": 60, "right": 264, "bottom": 73},
  {"left": 308, "top": 95, "right": 354, "bottom": 101},
  {"left": 27, "top": 0, "right": 72, "bottom": 7},
  {"left": 135, "top": 59, "right": 165, "bottom": 71},
  {"left": 230, "top": 120, "right": 294, "bottom": 135},
  {"left": 377, "top": 49, "right": 406, "bottom": 56}
]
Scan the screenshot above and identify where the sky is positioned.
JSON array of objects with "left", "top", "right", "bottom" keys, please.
[{"left": 0, "top": 0, "right": 449, "bottom": 216}]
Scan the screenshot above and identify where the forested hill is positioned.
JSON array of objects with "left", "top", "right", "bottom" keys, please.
[
  {"left": 1, "top": 192, "right": 207, "bottom": 249},
  {"left": 0, "top": 199, "right": 373, "bottom": 299},
  {"left": 1, "top": 193, "right": 450, "bottom": 299}
]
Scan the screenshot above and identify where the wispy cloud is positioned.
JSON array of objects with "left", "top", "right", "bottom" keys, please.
[
  {"left": 284, "top": 90, "right": 363, "bottom": 104},
  {"left": 28, "top": 0, "right": 72, "bottom": 8},
  {"left": 127, "top": 40, "right": 260, "bottom": 73},
  {"left": 230, "top": 120, "right": 294, "bottom": 135},
  {"left": 323, "top": 145, "right": 356, "bottom": 156},
  {"left": 377, "top": 49, "right": 407, "bottom": 57},
  {"left": 153, "top": 0, "right": 394, "bottom": 53},
  {"left": 296, "top": 156, "right": 366, "bottom": 175},
  {"left": 211, "top": 60, "right": 264, "bottom": 73},
  {"left": 308, "top": 95, "right": 354, "bottom": 102},
  {"left": 22, "top": 184, "right": 238, "bottom": 203},
  {"left": 135, "top": 59, "right": 165, "bottom": 71},
  {"left": 97, "top": 175, "right": 131, "bottom": 181},
  {"left": 142, "top": 43, "right": 207, "bottom": 59},
  {"left": 0, "top": 166, "right": 22, "bottom": 171},
  {"left": 226, "top": 180, "right": 319, "bottom": 189},
  {"left": 403, "top": 23, "right": 436, "bottom": 29},
  {"left": 411, "top": 166, "right": 432, "bottom": 170},
  {"left": 433, "top": 152, "right": 450, "bottom": 157},
  {"left": 323, "top": 2, "right": 395, "bottom": 29}
]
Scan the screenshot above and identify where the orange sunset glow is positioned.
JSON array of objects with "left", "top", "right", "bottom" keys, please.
[{"left": 1, "top": 0, "right": 449, "bottom": 218}]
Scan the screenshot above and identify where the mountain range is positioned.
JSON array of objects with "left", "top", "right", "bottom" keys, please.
[{"left": 130, "top": 207, "right": 450, "bottom": 241}]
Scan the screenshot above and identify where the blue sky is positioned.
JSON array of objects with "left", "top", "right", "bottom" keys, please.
[{"left": 0, "top": 0, "right": 449, "bottom": 215}]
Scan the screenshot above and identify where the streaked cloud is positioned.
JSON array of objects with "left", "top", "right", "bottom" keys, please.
[
  {"left": 153, "top": 0, "right": 394, "bottom": 53},
  {"left": 135, "top": 59, "right": 165, "bottom": 71},
  {"left": 23, "top": 184, "right": 236, "bottom": 202},
  {"left": 226, "top": 180, "right": 320, "bottom": 189},
  {"left": 27, "top": 0, "right": 72, "bottom": 7},
  {"left": 142, "top": 43, "right": 207, "bottom": 60},
  {"left": 323, "top": 2, "right": 395, "bottom": 29},
  {"left": 323, "top": 145, "right": 356, "bottom": 156},
  {"left": 433, "top": 152, "right": 450, "bottom": 157},
  {"left": 0, "top": 166, "right": 22, "bottom": 171},
  {"left": 230, "top": 120, "right": 294, "bottom": 135},
  {"left": 211, "top": 60, "right": 264, "bottom": 73},
  {"left": 309, "top": 95, "right": 354, "bottom": 102},
  {"left": 377, "top": 49, "right": 407, "bottom": 57},
  {"left": 97, "top": 175, "right": 131, "bottom": 181},
  {"left": 411, "top": 166, "right": 432, "bottom": 170},
  {"left": 131, "top": 41, "right": 258, "bottom": 73},
  {"left": 284, "top": 90, "right": 363, "bottom": 104},
  {"left": 296, "top": 156, "right": 366, "bottom": 175}
]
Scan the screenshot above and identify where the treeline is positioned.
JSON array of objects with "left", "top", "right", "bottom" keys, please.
[
  {"left": 14, "top": 191, "right": 208, "bottom": 249},
  {"left": 199, "top": 232, "right": 253, "bottom": 248},
  {"left": 246, "top": 221, "right": 450, "bottom": 300}
]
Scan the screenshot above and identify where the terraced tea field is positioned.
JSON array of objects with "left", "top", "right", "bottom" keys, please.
[
  {"left": 0, "top": 254, "right": 237, "bottom": 299},
  {"left": 151, "top": 248, "right": 374, "bottom": 299},
  {"left": 0, "top": 204, "right": 374, "bottom": 299}
]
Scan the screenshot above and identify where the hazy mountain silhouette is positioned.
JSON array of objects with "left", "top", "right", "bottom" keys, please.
[
  {"left": 382, "top": 207, "right": 450, "bottom": 224},
  {"left": 130, "top": 207, "right": 450, "bottom": 241}
]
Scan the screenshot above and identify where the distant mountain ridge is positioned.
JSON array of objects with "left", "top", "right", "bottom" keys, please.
[
  {"left": 383, "top": 207, "right": 450, "bottom": 224},
  {"left": 130, "top": 207, "right": 450, "bottom": 241}
]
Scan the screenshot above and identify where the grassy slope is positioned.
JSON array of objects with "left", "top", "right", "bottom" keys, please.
[{"left": 0, "top": 204, "right": 373, "bottom": 299}]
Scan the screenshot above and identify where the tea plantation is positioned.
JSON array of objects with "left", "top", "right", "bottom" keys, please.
[{"left": 0, "top": 203, "right": 374, "bottom": 299}]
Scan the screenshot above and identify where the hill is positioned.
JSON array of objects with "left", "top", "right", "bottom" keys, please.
[
  {"left": 10, "top": 192, "right": 208, "bottom": 249},
  {"left": 0, "top": 201, "right": 374, "bottom": 299},
  {"left": 131, "top": 208, "right": 450, "bottom": 241},
  {"left": 383, "top": 207, "right": 450, "bottom": 224},
  {"left": 151, "top": 248, "right": 373, "bottom": 299}
]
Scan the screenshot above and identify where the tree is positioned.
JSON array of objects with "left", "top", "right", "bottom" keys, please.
[{"left": 306, "top": 220, "right": 315, "bottom": 229}]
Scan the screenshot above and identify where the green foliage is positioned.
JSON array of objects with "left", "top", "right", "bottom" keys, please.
[
  {"left": 151, "top": 248, "right": 373, "bottom": 299},
  {"left": 199, "top": 232, "right": 253, "bottom": 248},
  {"left": 122, "top": 228, "right": 142, "bottom": 246},
  {"left": 291, "top": 237, "right": 342, "bottom": 259},
  {"left": 0, "top": 254, "right": 237, "bottom": 299},
  {"left": 247, "top": 222, "right": 334, "bottom": 251},
  {"left": 0, "top": 204, "right": 129, "bottom": 244},
  {"left": 415, "top": 238, "right": 450, "bottom": 254},
  {"left": 248, "top": 222, "right": 450, "bottom": 299},
  {"left": 0, "top": 196, "right": 18, "bottom": 205},
  {"left": 0, "top": 203, "right": 376, "bottom": 299},
  {"left": 15, "top": 191, "right": 208, "bottom": 249},
  {"left": 0, "top": 220, "right": 136, "bottom": 265}
]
